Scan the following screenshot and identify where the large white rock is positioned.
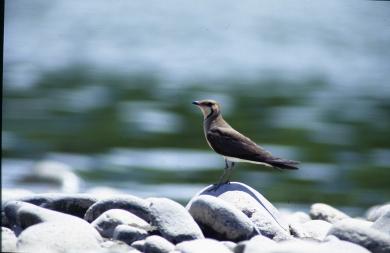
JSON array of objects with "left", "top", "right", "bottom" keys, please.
[
  {"left": 328, "top": 218, "right": 390, "bottom": 253},
  {"left": 187, "top": 182, "right": 290, "bottom": 240},
  {"left": 188, "top": 195, "right": 258, "bottom": 242},
  {"left": 17, "top": 221, "right": 102, "bottom": 253}
]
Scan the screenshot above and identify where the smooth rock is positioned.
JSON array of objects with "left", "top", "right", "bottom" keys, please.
[
  {"left": 372, "top": 209, "right": 390, "bottom": 234},
  {"left": 92, "top": 209, "right": 150, "bottom": 238},
  {"left": 148, "top": 197, "right": 204, "bottom": 243},
  {"left": 287, "top": 211, "right": 311, "bottom": 224},
  {"left": 234, "top": 235, "right": 276, "bottom": 253},
  {"left": 310, "top": 203, "right": 349, "bottom": 224},
  {"left": 188, "top": 182, "right": 290, "bottom": 240},
  {"left": 175, "top": 238, "right": 231, "bottom": 253},
  {"left": 328, "top": 218, "right": 390, "bottom": 253},
  {"left": 367, "top": 204, "right": 390, "bottom": 222},
  {"left": 17, "top": 221, "right": 102, "bottom": 253},
  {"left": 188, "top": 195, "right": 257, "bottom": 242},
  {"left": 267, "top": 237, "right": 369, "bottom": 253},
  {"left": 100, "top": 239, "right": 138, "bottom": 252},
  {"left": 113, "top": 225, "right": 149, "bottom": 245},
  {"left": 84, "top": 195, "right": 151, "bottom": 223},
  {"left": 5, "top": 201, "right": 89, "bottom": 229},
  {"left": 302, "top": 220, "right": 332, "bottom": 241},
  {"left": 131, "top": 239, "right": 146, "bottom": 252},
  {"left": 221, "top": 241, "right": 236, "bottom": 251},
  {"left": 144, "top": 235, "right": 175, "bottom": 253},
  {"left": 2, "top": 227, "right": 17, "bottom": 252},
  {"left": 4, "top": 193, "right": 98, "bottom": 218}
]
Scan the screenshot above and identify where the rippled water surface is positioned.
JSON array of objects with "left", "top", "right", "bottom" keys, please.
[{"left": 3, "top": 0, "right": 390, "bottom": 212}]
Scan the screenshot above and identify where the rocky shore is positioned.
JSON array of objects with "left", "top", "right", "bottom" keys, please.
[{"left": 2, "top": 182, "right": 389, "bottom": 253}]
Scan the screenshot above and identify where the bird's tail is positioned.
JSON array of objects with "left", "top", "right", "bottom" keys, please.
[{"left": 268, "top": 158, "right": 300, "bottom": 170}]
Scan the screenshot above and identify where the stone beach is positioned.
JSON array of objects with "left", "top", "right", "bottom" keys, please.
[{"left": 2, "top": 182, "right": 389, "bottom": 253}]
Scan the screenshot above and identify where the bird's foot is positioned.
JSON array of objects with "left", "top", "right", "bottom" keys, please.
[{"left": 207, "top": 183, "right": 222, "bottom": 192}]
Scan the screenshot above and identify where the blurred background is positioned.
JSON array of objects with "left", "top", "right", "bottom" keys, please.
[{"left": 3, "top": 0, "right": 390, "bottom": 213}]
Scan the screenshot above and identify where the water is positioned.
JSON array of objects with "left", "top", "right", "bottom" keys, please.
[{"left": 3, "top": 0, "right": 390, "bottom": 212}]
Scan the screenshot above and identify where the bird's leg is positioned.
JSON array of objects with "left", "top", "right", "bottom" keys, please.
[
  {"left": 225, "top": 162, "right": 235, "bottom": 184},
  {"left": 210, "top": 159, "right": 229, "bottom": 191}
]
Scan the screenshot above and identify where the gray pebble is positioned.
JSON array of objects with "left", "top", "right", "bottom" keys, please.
[
  {"left": 188, "top": 195, "right": 257, "bottom": 242},
  {"left": 131, "top": 239, "right": 146, "bottom": 252},
  {"left": 113, "top": 224, "right": 148, "bottom": 245},
  {"left": 148, "top": 197, "right": 204, "bottom": 243},
  {"left": 84, "top": 195, "right": 151, "bottom": 223},
  {"left": 188, "top": 182, "right": 290, "bottom": 241},
  {"left": 234, "top": 235, "right": 276, "bottom": 253},
  {"left": 302, "top": 220, "right": 332, "bottom": 241},
  {"left": 367, "top": 204, "right": 390, "bottom": 222},
  {"left": 100, "top": 238, "right": 138, "bottom": 252},
  {"left": 310, "top": 203, "right": 349, "bottom": 224},
  {"left": 92, "top": 208, "right": 150, "bottom": 238},
  {"left": 328, "top": 218, "right": 390, "bottom": 253},
  {"left": 287, "top": 211, "right": 311, "bottom": 224},
  {"left": 221, "top": 241, "right": 236, "bottom": 251},
  {"left": 17, "top": 221, "right": 102, "bottom": 253},
  {"left": 2, "top": 227, "right": 17, "bottom": 252},
  {"left": 144, "top": 235, "right": 175, "bottom": 253},
  {"left": 175, "top": 238, "right": 231, "bottom": 253},
  {"left": 5, "top": 200, "right": 89, "bottom": 230},
  {"left": 372, "top": 209, "right": 390, "bottom": 234}
]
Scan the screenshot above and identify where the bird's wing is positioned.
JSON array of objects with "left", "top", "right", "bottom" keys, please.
[{"left": 206, "top": 127, "right": 275, "bottom": 162}]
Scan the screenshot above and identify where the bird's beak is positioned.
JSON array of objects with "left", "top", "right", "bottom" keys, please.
[{"left": 192, "top": 101, "right": 200, "bottom": 106}]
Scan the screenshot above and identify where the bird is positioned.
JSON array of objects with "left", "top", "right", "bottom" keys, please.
[{"left": 192, "top": 99, "right": 299, "bottom": 188}]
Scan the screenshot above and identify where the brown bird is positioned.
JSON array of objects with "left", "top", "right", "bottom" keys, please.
[{"left": 193, "top": 99, "right": 299, "bottom": 187}]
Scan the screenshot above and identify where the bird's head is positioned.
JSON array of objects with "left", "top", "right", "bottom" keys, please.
[{"left": 192, "top": 99, "right": 220, "bottom": 119}]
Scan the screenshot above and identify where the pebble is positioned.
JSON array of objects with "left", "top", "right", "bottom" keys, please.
[
  {"left": 131, "top": 239, "right": 146, "bottom": 252},
  {"left": 84, "top": 195, "right": 151, "bottom": 223},
  {"left": 148, "top": 197, "right": 204, "bottom": 243},
  {"left": 91, "top": 208, "right": 150, "bottom": 238},
  {"left": 286, "top": 211, "right": 311, "bottom": 224},
  {"left": 17, "top": 221, "right": 102, "bottom": 253},
  {"left": 189, "top": 182, "right": 290, "bottom": 240},
  {"left": 328, "top": 218, "right": 390, "bottom": 253},
  {"left": 100, "top": 239, "right": 138, "bottom": 252},
  {"left": 234, "top": 235, "right": 277, "bottom": 253},
  {"left": 367, "top": 204, "right": 390, "bottom": 222},
  {"left": 4, "top": 201, "right": 89, "bottom": 229},
  {"left": 302, "top": 220, "right": 332, "bottom": 241},
  {"left": 310, "top": 203, "right": 349, "bottom": 224},
  {"left": 372, "top": 208, "right": 390, "bottom": 234},
  {"left": 113, "top": 224, "right": 149, "bottom": 244},
  {"left": 187, "top": 195, "right": 257, "bottom": 242},
  {"left": 175, "top": 238, "right": 231, "bottom": 253},
  {"left": 144, "top": 235, "right": 175, "bottom": 253},
  {"left": 2, "top": 227, "right": 17, "bottom": 252}
]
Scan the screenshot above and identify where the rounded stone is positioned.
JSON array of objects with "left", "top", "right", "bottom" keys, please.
[
  {"left": 187, "top": 195, "right": 257, "bottom": 242},
  {"left": 131, "top": 239, "right": 146, "bottom": 252},
  {"left": 175, "top": 238, "right": 231, "bottom": 253},
  {"left": 17, "top": 221, "right": 102, "bottom": 253},
  {"left": 366, "top": 204, "right": 390, "bottom": 222},
  {"left": 91, "top": 209, "right": 150, "bottom": 238},
  {"left": 309, "top": 203, "right": 349, "bottom": 224},
  {"left": 2, "top": 227, "right": 17, "bottom": 252},
  {"left": 113, "top": 225, "right": 148, "bottom": 245},
  {"left": 235, "top": 235, "right": 277, "bottom": 253},
  {"left": 328, "top": 218, "right": 390, "bottom": 253},
  {"left": 372, "top": 209, "right": 390, "bottom": 234},
  {"left": 5, "top": 201, "right": 89, "bottom": 230},
  {"left": 302, "top": 220, "right": 332, "bottom": 241},
  {"left": 188, "top": 182, "right": 290, "bottom": 240},
  {"left": 84, "top": 195, "right": 151, "bottom": 223},
  {"left": 144, "top": 235, "right": 175, "bottom": 253},
  {"left": 148, "top": 197, "right": 204, "bottom": 243}
]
